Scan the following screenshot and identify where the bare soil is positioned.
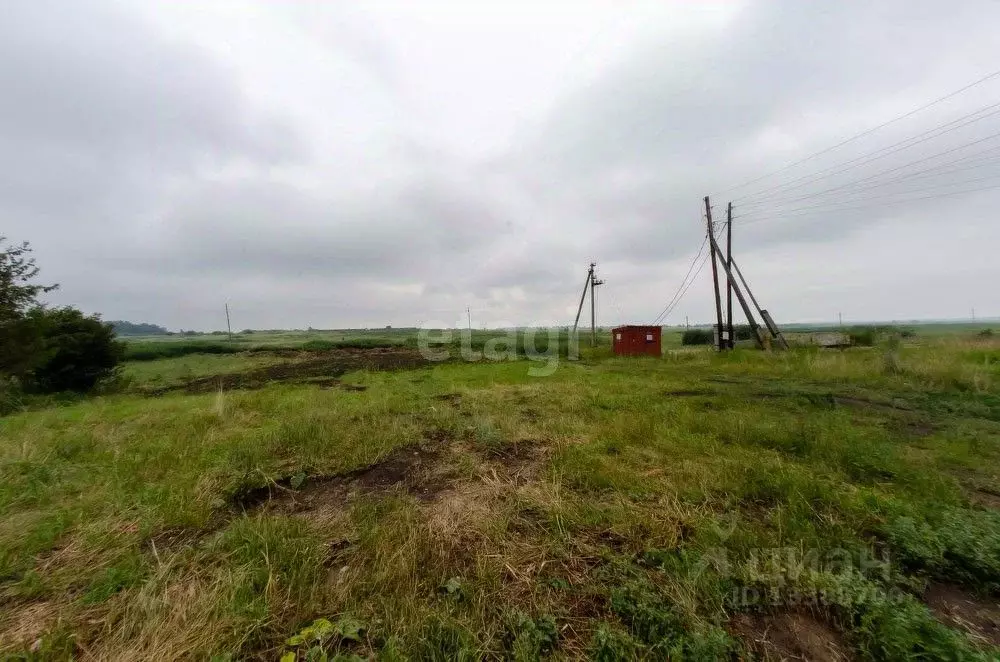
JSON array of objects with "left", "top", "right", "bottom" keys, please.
[
  {"left": 662, "top": 389, "right": 715, "bottom": 397},
  {"left": 730, "top": 610, "right": 851, "bottom": 661},
  {"left": 832, "top": 395, "right": 914, "bottom": 412},
  {"left": 925, "top": 582, "right": 1000, "bottom": 647},
  {"left": 236, "top": 443, "right": 451, "bottom": 514},
  {"left": 147, "top": 347, "right": 427, "bottom": 395},
  {"left": 974, "top": 490, "right": 1000, "bottom": 511}
]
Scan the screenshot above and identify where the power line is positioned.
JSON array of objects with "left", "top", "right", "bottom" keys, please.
[
  {"left": 735, "top": 101, "right": 1000, "bottom": 203},
  {"left": 736, "top": 181, "right": 1000, "bottom": 224},
  {"left": 737, "top": 130, "right": 1000, "bottom": 211},
  {"left": 739, "top": 149, "right": 1000, "bottom": 211},
  {"left": 652, "top": 218, "right": 727, "bottom": 325},
  {"left": 719, "top": 68, "right": 1000, "bottom": 196},
  {"left": 666, "top": 253, "right": 711, "bottom": 322},
  {"left": 652, "top": 234, "right": 707, "bottom": 324},
  {"left": 740, "top": 147, "right": 1000, "bottom": 209},
  {"left": 740, "top": 173, "right": 1000, "bottom": 216}
]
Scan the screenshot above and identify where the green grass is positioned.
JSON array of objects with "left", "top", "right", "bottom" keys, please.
[
  {"left": 121, "top": 352, "right": 297, "bottom": 387},
  {"left": 1, "top": 333, "right": 999, "bottom": 659}
]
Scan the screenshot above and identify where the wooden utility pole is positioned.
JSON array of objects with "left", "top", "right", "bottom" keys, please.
[
  {"left": 467, "top": 307, "right": 472, "bottom": 332},
  {"left": 726, "top": 202, "right": 734, "bottom": 349},
  {"left": 707, "top": 233, "right": 765, "bottom": 348},
  {"left": 730, "top": 256, "right": 789, "bottom": 350},
  {"left": 225, "top": 303, "right": 233, "bottom": 342},
  {"left": 705, "top": 196, "right": 725, "bottom": 351},
  {"left": 590, "top": 266, "right": 605, "bottom": 346},
  {"left": 572, "top": 264, "right": 594, "bottom": 335}
]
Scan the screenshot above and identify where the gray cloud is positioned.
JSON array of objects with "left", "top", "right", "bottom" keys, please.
[{"left": 4, "top": 0, "right": 1000, "bottom": 329}]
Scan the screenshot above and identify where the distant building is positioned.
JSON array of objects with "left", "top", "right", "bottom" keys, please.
[{"left": 612, "top": 325, "right": 662, "bottom": 357}]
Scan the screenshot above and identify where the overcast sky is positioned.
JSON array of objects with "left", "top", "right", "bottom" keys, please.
[{"left": 4, "top": 1, "right": 1000, "bottom": 330}]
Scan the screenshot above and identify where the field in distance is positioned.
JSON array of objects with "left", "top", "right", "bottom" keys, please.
[{"left": 0, "top": 325, "right": 999, "bottom": 660}]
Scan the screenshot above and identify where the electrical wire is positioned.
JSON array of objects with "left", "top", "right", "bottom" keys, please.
[
  {"left": 735, "top": 101, "right": 1000, "bottom": 204},
  {"left": 736, "top": 181, "right": 1000, "bottom": 224},
  {"left": 739, "top": 145, "right": 1000, "bottom": 209},
  {"left": 661, "top": 253, "right": 711, "bottom": 324},
  {"left": 736, "top": 130, "right": 1000, "bottom": 211},
  {"left": 651, "top": 234, "right": 707, "bottom": 324},
  {"left": 719, "top": 68, "right": 1000, "bottom": 196},
  {"left": 739, "top": 173, "right": 1000, "bottom": 217},
  {"left": 652, "top": 218, "right": 727, "bottom": 325}
]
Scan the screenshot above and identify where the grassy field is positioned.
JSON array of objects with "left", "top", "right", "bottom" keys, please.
[{"left": 1, "top": 331, "right": 999, "bottom": 660}]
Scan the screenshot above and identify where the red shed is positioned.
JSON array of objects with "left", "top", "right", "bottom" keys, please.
[{"left": 612, "top": 325, "right": 662, "bottom": 357}]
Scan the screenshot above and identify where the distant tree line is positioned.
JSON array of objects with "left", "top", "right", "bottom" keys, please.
[
  {"left": 1, "top": 238, "right": 121, "bottom": 404},
  {"left": 109, "top": 320, "right": 169, "bottom": 336}
]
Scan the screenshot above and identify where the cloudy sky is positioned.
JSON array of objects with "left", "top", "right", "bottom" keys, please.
[{"left": 5, "top": 1, "right": 1000, "bottom": 330}]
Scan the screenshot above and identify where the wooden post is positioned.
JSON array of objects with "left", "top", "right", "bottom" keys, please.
[
  {"left": 708, "top": 233, "right": 766, "bottom": 349},
  {"left": 590, "top": 266, "right": 604, "bottom": 346},
  {"left": 705, "top": 196, "right": 725, "bottom": 351},
  {"left": 731, "top": 257, "right": 788, "bottom": 349},
  {"left": 572, "top": 264, "right": 593, "bottom": 334},
  {"left": 726, "top": 202, "right": 734, "bottom": 349},
  {"left": 225, "top": 303, "right": 232, "bottom": 342}
]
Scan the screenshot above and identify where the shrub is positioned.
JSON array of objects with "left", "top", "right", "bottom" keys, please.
[
  {"left": 682, "top": 329, "right": 714, "bottom": 346},
  {"left": 849, "top": 327, "right": 877, "bottom": 347},
  {"left": 24, "top": 307, "right": 123, "bottom": 393}
]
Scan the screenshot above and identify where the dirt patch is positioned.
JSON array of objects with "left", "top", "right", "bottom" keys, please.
[
  {"left": 234, "top": 444, "right": 451, "bottom": 515},
  {"left": 146, "top": 347, "right": 426, "bottom": 395},
  {"left": 706, "top": 377, "right": 745, "bottom": 384},
  {"left": 475, "top": 440, "right": 548, "bottom": 483},
  {"left": 973, "top": 490, "right": 1000, "bottom": 511},
  {"left": 433, "top": 393, "right": 462, "bottom": 405},
  {"left": 663, "top": 389, "right": 714, "bottom": 397},
  {"left": 832, "top": 395, "right": 914, "bottom": 412},
  {"left": 892, "top": 418, "right": 938, "bottom": 438},
  {"left": 730, "top": 611, "right": 851, "bottom": 661},
  {"left": 925, "top": 582, "right": 1000, "bottom": 647}
]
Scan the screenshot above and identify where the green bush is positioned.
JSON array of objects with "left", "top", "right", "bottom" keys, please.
[
  {"left": 23, "top": 308, "right": 123, "bottom": 393},
  {"left": 682, "top": 329, "right": 714, "bottom": 346},
  {"left": 849, "top": 327, "right": 877, "bottom": 347}
]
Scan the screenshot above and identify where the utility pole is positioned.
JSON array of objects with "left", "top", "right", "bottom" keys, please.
[
  {"left": 685, "top": 315, "right": 689, "bottom": 329},
  {"left": 467, "top": 307, "right": 472, "bottom": 332},
  {"left": 225, "top": 303, "right": 232, "bottom": 342},
  {"left": 726, "top": 202, "right": 734, "bottom": 349},
  {"left": 705, "top": 196, "right": 725, "bottom": 351},
  {"left": 707, "top": 232, "right": 766, "bottom": 349},
  {"left": 839, "top": 312, "right": 843, "bottom": 328},
  {"left": 591, "top": 265, "right": 605, "bottom": 346},
  {"left": 573, "top": 263, "right": 594, "bottom": 336}
]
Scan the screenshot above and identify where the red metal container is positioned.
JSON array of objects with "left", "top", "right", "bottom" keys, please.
[{"left": 612, "top": 325, "right": 662, "bottom": 357}]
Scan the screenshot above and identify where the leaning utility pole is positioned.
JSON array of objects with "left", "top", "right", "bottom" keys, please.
[
  {"left": 730, "top": 256, "right": 789, "bottom": 350},
  {"left": 225, "top": 303, "right": 233, "bottom": 342},
  {"left": 591, "top": 266, "right": 605, "bottom": 346},
  {"left": 726, "top": 202, "right": 734, "bottom": 349},
  {"left": 707, "top": 231, "right": 766, "bottom": 349},
  {"left": 705, "top": 196, "right": 725, "bottom": 351},
  {"left": 572, "top": 263, "right": 594, "bottom": 336}
]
